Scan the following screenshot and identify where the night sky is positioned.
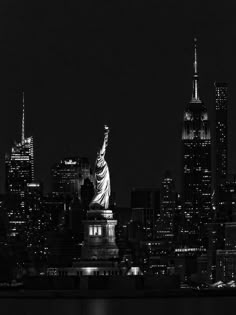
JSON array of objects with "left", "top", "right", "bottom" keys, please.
[{"left": 0, "top": 0, "right": 236, "bottom": 206}]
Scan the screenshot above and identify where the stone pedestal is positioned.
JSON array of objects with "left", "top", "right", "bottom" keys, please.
[{"left": 81, "top": 209, "right": 119, "bottom": 261}]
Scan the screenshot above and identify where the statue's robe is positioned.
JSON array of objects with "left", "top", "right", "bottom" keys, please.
[{"left": 89, "top": 152, "right": 110, "bottom": 210}]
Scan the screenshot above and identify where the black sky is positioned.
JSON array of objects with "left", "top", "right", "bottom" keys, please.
[{"left": 0, "top": 0, "right": 236, "bottom": 205}]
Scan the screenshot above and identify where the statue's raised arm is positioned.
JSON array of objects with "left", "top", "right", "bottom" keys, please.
[
  {"left": 89, "top": 125, "right": 111, "bottom": 210},
  {"left": 100, "top": 125, "right": 109, "bottom": 157}
]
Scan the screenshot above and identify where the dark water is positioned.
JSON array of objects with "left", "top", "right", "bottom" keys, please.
[{"left": 1, "top": 297, "right": 235, "bottom": 315}]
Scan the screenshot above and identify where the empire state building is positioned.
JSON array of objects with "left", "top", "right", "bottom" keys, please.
[{"left": 181, "top": 39, "right": 212, "bottom": 247}]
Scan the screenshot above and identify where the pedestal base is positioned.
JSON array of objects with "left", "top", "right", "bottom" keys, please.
[{"left": 81, "top": 209, "right": 119, "bottom": 261}]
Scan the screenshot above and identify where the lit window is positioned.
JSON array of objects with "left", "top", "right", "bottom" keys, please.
[{"left": 89, "top": 225, "right": 102, "bottom": 236}]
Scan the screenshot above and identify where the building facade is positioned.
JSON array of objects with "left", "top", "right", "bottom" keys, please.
[
  {"left": 159, "top": 171, "right": 176, "bottom": 235},
  {"left": 182, "top": 39, "right": 212, "bottom": 247},
  {"left": 215, "top": 82, "right": 228, "bottom": 184},
  {"left": 5, "top": 94, "right": 34, "bottom": 238},
  {"left": 51, "top": 157, "right": 93, "bottom": 198},
  {"left": 130, "top": 188, "right": 160, "bottom": 242}
]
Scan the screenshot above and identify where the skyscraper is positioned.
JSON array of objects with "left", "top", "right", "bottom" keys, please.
[
  {"left": 131, "top": 188, "right": 160, "bottom": 241},
  {"left": 214, "top": 83, "right": 229, "bottom": 222},
  {"left": 159, "top": 171, "right": 176, "bottom": 235},
  {"left": 51, "top": 157, "right": 93, "bottom": 198},
  {"left": 215, "top": 82, "right": 228, "bottom": 184},
  {"left": 182, "top": 39, "right": 212, "bottom": 247},
  {"left": 25, "top": 182, "right": 50, "bottom": 263},
  {"left": 5, "top": 93, "right": 34, "bottom": 237},
  {"left": 5, "top": 93, "right": 34, "bottom": 194}
]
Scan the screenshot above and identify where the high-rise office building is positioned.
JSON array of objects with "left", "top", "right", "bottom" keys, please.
[
  {"left": 51, "top": 157, "right": 93, "bottom": 198},
  {"left": 159, "top": 171, "right": 176, "bottom": 234},
  {"left": 215, "top": 223, "right": 236, "bottom": 283},
  {"left": 25, "top": 182, "right": 50, "bottom": 262},
  {"left": 5, "top": 94, "right": 34, "bottom": 194},
  {"left": 5, "top": 93, "right": 34, "bottom": 237},
  {"left": 129, "top": 188, "right": 160, "bottom": 269},
  {"left": 5, "top": 136, "right": 34, "bottom": 194},
  {"left": 207, "top": 222, "right": 225, "bottom": 282},
  {"left": 215, "top": 82, "right": 228, "bottom": 184},
  {"left": 182, "top": 39, "right": 212, "bottom": 247},
  {"left": 130, "top": 188, "right": 160, "bottom": 241},
  {"left": 217, "top": 175, "right": 236, "bottom": 222},
  {"left": 173, "top": 193, "right": 182, "bottom": 241},
  {"left": 214, "top": 83, "right": 229, "bottom": 222}
]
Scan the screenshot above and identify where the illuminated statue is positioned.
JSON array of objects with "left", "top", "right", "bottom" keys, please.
[{"left": 89, "top": 125, "right": 111, "bottom": 210}]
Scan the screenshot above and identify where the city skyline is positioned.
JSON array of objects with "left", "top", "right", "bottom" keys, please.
[
  {"left": 0, "top": 70, "right": 234, "bottom": 207},
  {"left": 2, "top": 2, "right": 236, "bottom": 309},
  {"left": 0, "top": 56, "right": 234, "bottom": 207},
  {"left": 0, "top": 2, "right": 236, "bottom": 206}
]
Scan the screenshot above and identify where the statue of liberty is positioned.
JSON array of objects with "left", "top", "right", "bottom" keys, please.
[{"left": 89, "top": 125, "right": 111, "bottom": 210}]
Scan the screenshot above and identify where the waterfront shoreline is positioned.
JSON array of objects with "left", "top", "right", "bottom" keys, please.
[{"left": 0, "top": 288, "right": 236, "bottom": 299}]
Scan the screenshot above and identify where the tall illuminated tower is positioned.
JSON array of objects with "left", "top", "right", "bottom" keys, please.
[
  {"left": 181, "top": 39, "right": 212, "bottom": 247},
  {"left": 5, "top": 93, "right": 34, "bottom": 237}
]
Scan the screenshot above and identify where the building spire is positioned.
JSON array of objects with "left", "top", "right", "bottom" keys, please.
[
  {"left": 21, "top": 91, "right": 25, "bottom": 143},
  {"left": 192, "top": 37, "right": 200, "bottom": 102}
]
